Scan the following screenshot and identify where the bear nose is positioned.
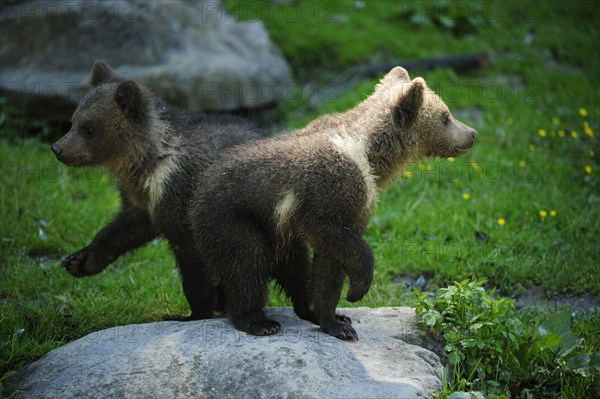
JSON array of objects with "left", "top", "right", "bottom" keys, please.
[
  {"left": 471, "top": 129, "right": 478, "bottom": 140},
  {"left": 51, "top": 143, "right": 62, "bottom": 156}
]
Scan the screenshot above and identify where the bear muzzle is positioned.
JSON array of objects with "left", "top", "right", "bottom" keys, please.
[
  {"left": 51, "top": 143, "right": 62, "bottom": 157},
  {"left": 51, "top": 131, "right": 92, "bottom": 166}
]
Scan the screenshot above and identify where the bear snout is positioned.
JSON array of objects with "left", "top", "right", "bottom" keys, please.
[
  {"left": 51, "top": 143, "right": 62, "bottom": 157},
  {"left": 470, "top": 129, "right": 478, "bottom": 140}
]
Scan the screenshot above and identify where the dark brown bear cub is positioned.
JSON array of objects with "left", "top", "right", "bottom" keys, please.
[
  {"left": 189, "top": 67, "right": 477, "bottom": 339},
  {"left": 53, "top": 60, "right": 264, "bottom": 320}
]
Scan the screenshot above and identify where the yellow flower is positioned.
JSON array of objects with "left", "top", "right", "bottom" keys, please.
[
  {"left": 537, "top": 129, "right": 547, "bottom": 137},
  {"left": 403, "top": 171, "right": 413, "bottom": 178},
  {"left": 579, "top": 108, "right": 588, "bottom": 117},
  {"left": 550, "top": 210, "right": 557, "bottom": 217},
  {"left": 539, "top": 210, "right": 547, "bottom": 218},
  {"left": 552, "top": 117, "right": 560, "bottom": 125},
  {"left": 558, "top": 130, "right": 565, "bottom": 138},
  {"left": 508, "top": 117, "right": 514, "bottom": 125},
  {"left": 585, "top": 165, "right": 592, "bottom": 174},
  {"left": 590, "top": 150, "right": 596, "bottom": 157},
  {"left": 583, "top": 121, "right": 594, "bottom": 138},
  {"left": 497, "top": 218, "right": 506, "bottom": 226},
  {"left": 528, "top": 144, "right": 535, "bottom": 151},
  {"left": 571, "top": 130, "right": 579, "bottom": 139},
  {"left": 462, "top": 193, "right": 471, "bottom": 200},
  {"left": 447, "top": 157, "right": 455, "bottom": 162},
  {"left": 518, "top": 160, "right": 526, "bottom": 168},
  {"left": 470, "top": 161, "right": 479, "bottom": 170}
]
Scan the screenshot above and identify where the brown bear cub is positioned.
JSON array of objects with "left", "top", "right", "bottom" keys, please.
[
  {"left": 52, "top": 60, "right": 265, "bottom": 320},
  {"left": 189, "top": 67, "right": 477, "bottom": 339}
]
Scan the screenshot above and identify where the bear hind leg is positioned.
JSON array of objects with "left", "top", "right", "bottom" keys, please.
[
  {"left": 275, "top": 240, "right": 352, "bottom": 327},
  {"left": 206, "top": 218, "right": 281, "bottom": 336},
  {"left": 274, "top": 240, "right": 312, "bottom": 320}
]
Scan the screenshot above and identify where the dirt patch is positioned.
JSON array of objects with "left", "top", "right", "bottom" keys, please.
[
  {"left": 515, "top": 285, "right": 599, "bottom": 313},
  {"left": 27, "top": 248, "right": 62, "bottom": 269}
]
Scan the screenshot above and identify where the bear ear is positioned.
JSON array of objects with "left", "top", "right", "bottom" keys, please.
[
  {"left": 90, "top": 60, "right": 115, "bottom": 87},
  {"left": 388, "top": 66, "right": 411, "bottom": 82},
  {"left": 380, "top": 66, "right": 411, "bottom": 87},
  {"left": 115, "top": 80, "right": 147, "bottom": 121},
  {"left": 393, "top": 77, "right": 425, "bottom": 128}
]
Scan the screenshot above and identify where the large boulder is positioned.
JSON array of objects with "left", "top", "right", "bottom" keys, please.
[
  {"left": 12, "top": 307, "right": 443, "bottom": 398},
  {"left": 0, "top": 0, "right": 292, "bottom": 121}
]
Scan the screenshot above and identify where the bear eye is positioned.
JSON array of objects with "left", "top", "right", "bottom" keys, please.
[
  {"left": 81, "top": 122, "right": 94, "bottom": 136},
  {"left": 442, "top": 113, "right": 451, "bottom": 126}
]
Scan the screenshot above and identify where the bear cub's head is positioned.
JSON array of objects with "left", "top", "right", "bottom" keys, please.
[
  {"left": 52, "top": 60, "right": 153, "bottom": 168},
  {"left": 382, "top": 67, "right": 477, "bottom": 159}
]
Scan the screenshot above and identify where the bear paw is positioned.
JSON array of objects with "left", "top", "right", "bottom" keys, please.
[
  {"left": 61, "top": 247, "right": 107, "bottom": 277},
  {"left": 336, "top": 314, "right": 353, "bottom": 326},
  {"left": 295, "top": 309, "right": 352, "bottom": 327},
  {"left": 244, "top": 319, "right": 281, "bottom": 336},
  {"left": 321, "top": 321, "right": 358, "bottom": 341}
]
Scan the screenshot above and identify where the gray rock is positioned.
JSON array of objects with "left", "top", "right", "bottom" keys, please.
[
  {"left": 448, "top": 392, "right": 487, "bottom": 399},
  {"left": 0, "top": 0, "right": 292, "bottom": 121},
  {"left": 12, "top": 307, "right": 443, "bottom": 399}
]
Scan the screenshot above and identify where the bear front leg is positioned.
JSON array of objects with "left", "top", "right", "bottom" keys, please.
[
  {"left": 311, "top": 251, "right": 358, "bottom": 341},
  {"left": 173, "top": 248, "right": 217, "bottom": 321},
  {"left": 62, "top": 205, "right": 157, "bottom": 277}
]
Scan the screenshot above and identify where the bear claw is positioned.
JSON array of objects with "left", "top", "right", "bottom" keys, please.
[
  {"left": 322, "top": 322, "right": 358, "bottom": 341},
  {"left": 61, "top": 251, "right": 88, "bottom": 277},
  {"left": 244, "top": 320, "right": 281, "bottom": 336},
  {"left": 336, "top": 314, "right": 352, "bottom": 326}
]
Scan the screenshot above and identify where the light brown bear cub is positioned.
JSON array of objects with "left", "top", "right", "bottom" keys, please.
[{"left": 189, "top": 67, "right": 477, "bottom": 340}]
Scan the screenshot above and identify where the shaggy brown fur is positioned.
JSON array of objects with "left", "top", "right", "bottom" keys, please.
[
  {"left": 52, "top": 61, "right": 265, "bottom": 319},
  {"left": 189, "top": 67, "right": 477, "bottom": 339}
]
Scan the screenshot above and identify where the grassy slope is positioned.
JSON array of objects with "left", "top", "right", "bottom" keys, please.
[
  {"left": 236, "top": 0, "right": 600, "bottom": 300},
  {"left": 1, "top": 0, "right": 599, "bottom": 385}
]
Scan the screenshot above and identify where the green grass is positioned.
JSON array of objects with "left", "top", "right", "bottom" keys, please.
[{"left": 2, "top": 0, "right": 599, "bottom": 396}]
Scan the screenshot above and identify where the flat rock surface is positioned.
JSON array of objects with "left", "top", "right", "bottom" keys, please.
[{"left": 12, "top": 307, "right": 442, "bottom": 399}]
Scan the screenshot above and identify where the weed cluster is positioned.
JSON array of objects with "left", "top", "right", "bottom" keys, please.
[{"left": 415, "top": 279, "right": 599, "bottom": 398}]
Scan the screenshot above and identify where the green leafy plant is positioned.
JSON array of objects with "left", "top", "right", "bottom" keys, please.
[
  {"left": 415, "top": 278, "right": 531, "bottom": 396},
  {"left": 414, "top": 279, "right": 599, "bottom": 398},
  {"left": 397, "top": 1, "right": 489, "bottom": 37},
  {"left": 529, "top": 311, "right": 600, "bottom": 396}
]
